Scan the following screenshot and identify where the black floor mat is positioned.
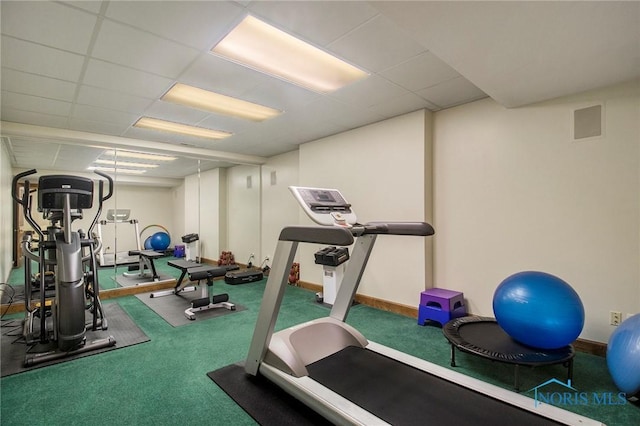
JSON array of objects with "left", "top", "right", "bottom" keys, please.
[
  {"left": 207, "top": 362, "right": 332, "bottom": 426},
  {"left": 135, "top": 291, "right": 245, "bottom": 327},
  {"left": 1, "top": 303, "right": 149, "bottom": 377}
]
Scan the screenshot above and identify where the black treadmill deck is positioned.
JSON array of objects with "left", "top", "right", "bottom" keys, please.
[{"left": 306, "top": 346, "right": 563, "bottom": 426}]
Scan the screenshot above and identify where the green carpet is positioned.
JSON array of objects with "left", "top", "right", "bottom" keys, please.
[{"left": 1, "top": 270, "right": 638, "bottom": 425}]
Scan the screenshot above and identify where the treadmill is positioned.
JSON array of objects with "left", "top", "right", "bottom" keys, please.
[{"left": 245, "top": 186, "right": 603, "bottom": 426}]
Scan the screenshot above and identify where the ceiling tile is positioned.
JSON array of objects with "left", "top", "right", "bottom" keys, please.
[
  {"left": 105, "top": 1, "right": 245, "bottom": 50},
  {"left": 60, "top": 1, "right": 103, "bottom": 14},
  {"left": 239, "top": 78, "right": 320, "bottom": 112},
  {"left": 1, "top": 91, "right": 72, "bottom": 116},
  {"left": 55, "top": 144, "right": 104, "bottom": 166},
  {"left": 368, "top": 92, "right": 438, "bottom": 118},
  {"left": 328, "top": 14, "right": 426, "bottom": 73},
  {"left": 329, "top": 74, "right": 408, "bottom": 109},
  {"left": 247, "top": 1, "right": 379, "bottom": 46},
  {"left": 179, "top": 54, "right": 271, "bottom": 97},
  {"left": 71, "top": 104, "right": 140, "bottom": 126},
  {"left": 91, "top": 19, "right": 200, "bottom": 78},
  {"left": 76, "top": 85, "right": 154, "bottom": 113},
  {"left": 1, "top": 108, "right": 70, "bottom": 129},
  {"left": 1, "top": 68, "right": 77, "bottom": 102},
  {"left": 380, "top": 52, "right": 461, "bottom": 91},
  {"left": 122, "top": 126, "right": 185, "bottom": 144},
  {"left": 68, "top": 118, "right": 132, "bottom": 137},
  {"left": 1, "top": 37, "right": 85, "bottom": 81},
  {"left": 82, "top": 59, "right": 173, "bottom": 99},
  {"left": 197, "top": 113, "right": 257, "bottom": 134},
  {"left": 1, "top": 1, "right": 97, "bottom": 54},
  {"left": 417, "top": 76, "right": 487, "bottom": 109}
]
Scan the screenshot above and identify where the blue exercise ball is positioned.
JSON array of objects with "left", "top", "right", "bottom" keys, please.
[
  {"left": 607, "top": 314, "right": 640, "bottom": 396},
  {"left": 144, "top": 236, "right": 153, "bottom": 250},
  {"left": 493, "top": 271, "right": 585, "bottom": 350},
  {"left": 149, "top": 231, "right": 170, "bottom": 251}
]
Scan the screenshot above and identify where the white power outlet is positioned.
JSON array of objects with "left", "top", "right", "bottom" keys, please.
[{"left": 610, "top": 311, "right": 622, "bottom": 326}]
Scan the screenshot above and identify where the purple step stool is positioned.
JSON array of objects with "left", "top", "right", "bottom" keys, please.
[{"left": 418, "top": 288, "right": 466, "bottom": 326}]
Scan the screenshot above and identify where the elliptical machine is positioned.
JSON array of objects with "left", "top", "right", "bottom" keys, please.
[{"left": 12, "top": 169, "right": 116, "bottom": 366}]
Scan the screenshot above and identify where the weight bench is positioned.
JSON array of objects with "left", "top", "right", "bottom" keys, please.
[
  {"left": 150, "top": 259, "right": 238, "bottom": 298},
  {"left": 151, "top": 259, "right": 239, "bottom": 320},
  {"left": 123, "top": 250, "right": 165, "bottom": 282},
  {"left": 183, "top": 266, "right": 235, "bottom": 320}
]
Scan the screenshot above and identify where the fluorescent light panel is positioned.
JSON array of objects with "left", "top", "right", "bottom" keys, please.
[
  {"left": 94, "top": 159, "right": 159, "bottom": 168},
  {"left": 134, "top": 117, "right": 232, "bottom": 140},
  {"left": 102, "top": 150, "right": 177, "bottom": 162},
  {"left": 87, "top": 166, "right": 147, "bottom": 175},
  {"left": 163, "top": 83, "right": 281, "bottom": 122},
  {"left": 212, "top": 15, "right": 368, "bottom": 93}
]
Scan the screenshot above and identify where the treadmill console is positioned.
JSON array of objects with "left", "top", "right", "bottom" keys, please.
[{"left": 289, "top": 186, "right": 357, "bottom": 227}]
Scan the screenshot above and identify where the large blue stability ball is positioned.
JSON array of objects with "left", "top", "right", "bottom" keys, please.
[
  {"left": 144, "top": 236, "right": 153, "bottom": 250},
  {"left": 607, "top": 314, "right": 640, "bottom": 396},
  {"left": 149, "top": 231, "right": 170, "bottom": 251},
  {"left": 493, "top": 271, "right": 585, "bottom": 350}
]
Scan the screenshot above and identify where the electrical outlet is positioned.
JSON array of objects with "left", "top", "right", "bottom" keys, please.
[{"left": 610, "top": 311, "right": 622, "bottom": 326}]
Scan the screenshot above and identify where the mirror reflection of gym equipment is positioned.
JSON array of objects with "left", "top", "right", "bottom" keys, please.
[
  {"left": 11, "top": 169, "right": 116, "bottom": 366},
  {"left": 96, "top": 209, "right": 141, "bottom": 267}
]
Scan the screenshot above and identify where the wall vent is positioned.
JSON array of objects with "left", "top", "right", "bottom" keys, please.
[{"left": 572, "top": 103, "right": 604, "bottom": 141}]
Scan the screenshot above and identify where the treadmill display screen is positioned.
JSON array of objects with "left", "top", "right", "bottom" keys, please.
[{"left": 311, "top": 190, "right": 335, "bottom": 202}]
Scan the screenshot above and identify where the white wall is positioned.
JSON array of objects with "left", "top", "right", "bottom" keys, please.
[
  {"left": 0, "top": 140, "right": 13, "bottom": 283},
  {"left": 199, "top": 168, "right": 224, "bottom": 261},
  {"left": 260, "top": 151, "right": 300, "bottom": 268},
  {"left": 298, "top": 110, "right": 430, "bottom": 307},
  {"left": 433, "top": 80, "right": 640, "bottom": 343},
  {"left": 226, "top": 165, "right": 261, "bottom": 265},
  {"left": 172, "top": 180, "right": 186, "bottom": 244}
]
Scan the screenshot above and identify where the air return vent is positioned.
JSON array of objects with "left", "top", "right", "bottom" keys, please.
[{"left": 572, "top": 103, "right": 603, "bottom": 141}]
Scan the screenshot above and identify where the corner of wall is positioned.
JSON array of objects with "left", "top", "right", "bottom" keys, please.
[
  {"left": 218, "top": 168, "right": 228, "bottom": 250},
  {"left": 423, "top": 109, "right": 434, "bottom": 289}
]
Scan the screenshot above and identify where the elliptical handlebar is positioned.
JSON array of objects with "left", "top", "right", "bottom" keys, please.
[
  {"left": 88, "top": 171, "right": 113, "bottom": 236},
  {"left": 11, "top": 168, "right": 37, "bottom": 206},
  {"left": 94, "top": 170, "right": 114, "bottom": 202},
  {"left": 12, "top": 169, "right": 45, "bottom": 239}
]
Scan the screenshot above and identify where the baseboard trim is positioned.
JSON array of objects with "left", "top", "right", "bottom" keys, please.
[
  {"left": 1, "top": 279, "right": 178, "bottom": 315},
  {"left": 296, "top": 280, "right": 607, "bottom": 356}
]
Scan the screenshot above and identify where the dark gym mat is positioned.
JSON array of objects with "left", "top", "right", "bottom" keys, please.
[
  {"left": 1, "top": 303, "right": 149, "bottom": 377},
  {"left": 207, "top": 362, "right": 332, "bottom": 426},
  {"left": 135, "top": 291, "right": 245, "bottom": 327}
]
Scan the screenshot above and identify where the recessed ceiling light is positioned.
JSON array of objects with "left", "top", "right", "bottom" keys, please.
[
  {"left": 87, "top": 166, "right": 147, "bottom": 175},
  {"left": 211, "top": 15, "right": 369, "bottom": 93},
  {"left": 101, "top": 150, "right": 177, "bottom": 162},
  {"left": 94, "top": 159, "right": 159, "bottom": 168},
  {"left": 134, "top": 117, "right": 232, "bottom": 140},
  {"left": 163, "top": 83, "right": 281, "bottom": 122}
]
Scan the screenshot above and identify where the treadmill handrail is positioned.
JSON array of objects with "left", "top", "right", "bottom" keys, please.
[
  {"left": 278, "top": 226, "right": 354, "bottom": 246},
  {"left": 360, "top": 222, "right": 435, "bottom": 236}
]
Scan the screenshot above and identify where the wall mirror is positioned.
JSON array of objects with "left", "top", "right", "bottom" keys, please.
[{"left": 10, "top": 139, "right": 261, "bottom": 298}]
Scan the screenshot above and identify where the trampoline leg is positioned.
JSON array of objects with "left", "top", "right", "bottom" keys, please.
[
  {"left": 450, "top": 344, "right": 456, "bottom": 367},
  {"left": 567, "top": 358, "right": 574, "bottom": 383},
  {"left": 514, "top": 364, "right": 520, "bottom": 392}
]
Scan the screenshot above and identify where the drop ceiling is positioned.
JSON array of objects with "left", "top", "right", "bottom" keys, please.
[{"left": 1, "top": 1, "right": 638, "bottom": 182}]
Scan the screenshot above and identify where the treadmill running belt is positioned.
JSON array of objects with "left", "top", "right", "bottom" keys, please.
[{"left": 306, "top": 346, "right": 563, "bottom": 426}]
